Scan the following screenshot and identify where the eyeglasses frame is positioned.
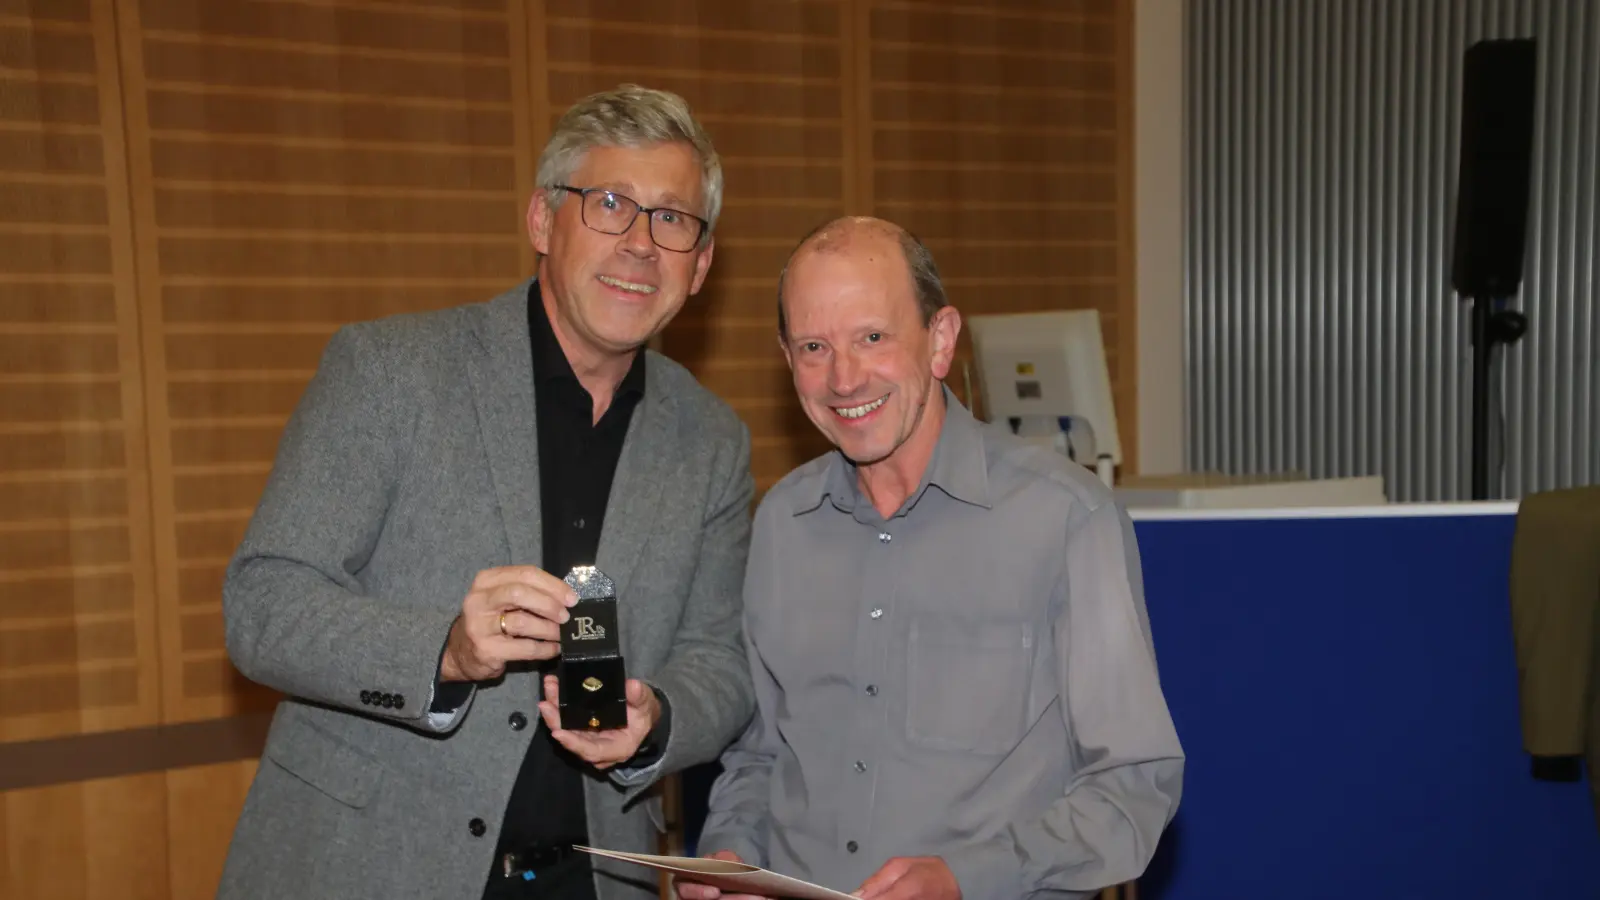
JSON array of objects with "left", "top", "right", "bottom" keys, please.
[{"left": 551, "top": 185, "right": 709, "bottom": 253}]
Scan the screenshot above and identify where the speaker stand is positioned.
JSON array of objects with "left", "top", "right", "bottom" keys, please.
[{"left": 1467, "top": 296, "right": 1527, "bottom": 500}]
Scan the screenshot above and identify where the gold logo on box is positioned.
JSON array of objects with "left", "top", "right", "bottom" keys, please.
[{"left": 570, "top": 616, "right": 606, "bottom": 640}]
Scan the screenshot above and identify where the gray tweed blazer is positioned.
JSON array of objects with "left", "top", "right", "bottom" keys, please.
[{"left": 216, "top": 281, "right": 756, "bottom": 900}]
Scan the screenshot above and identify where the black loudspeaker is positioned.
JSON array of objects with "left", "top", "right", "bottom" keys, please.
[
  {"left": 1450, "top": 38, "right": 1538, "bottom": 502},
  {"left": 1450, "top": 38, "right": 1538, "bottom": 299}
]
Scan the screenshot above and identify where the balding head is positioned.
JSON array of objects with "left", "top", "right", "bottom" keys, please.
[
  {"left": 777, "top": 216, "right": 948, "bottom": 341},
  {"left": 773, "top": 215, "right": 961, "bottom": 475}
]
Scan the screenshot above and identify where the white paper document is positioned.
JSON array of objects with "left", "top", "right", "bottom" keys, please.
[{"left": 574, "top": 846, "right": 856, "bottom": 900}]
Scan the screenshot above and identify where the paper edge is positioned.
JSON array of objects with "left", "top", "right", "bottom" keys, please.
[{"left": 573, "top": 845, "right": 761, "bottom": 875}]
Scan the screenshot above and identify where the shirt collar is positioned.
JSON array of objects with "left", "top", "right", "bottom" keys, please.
[
  {"left": 793, "top": 384, "right": 993, "bottom": 517},
  {"left": 527, "top": 279, "right": 646, "bottom": 400}
]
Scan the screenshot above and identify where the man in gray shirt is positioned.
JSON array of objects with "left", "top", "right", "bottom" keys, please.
[{"left": 680, "top": 217, "right": 1185, "bottom": 900}]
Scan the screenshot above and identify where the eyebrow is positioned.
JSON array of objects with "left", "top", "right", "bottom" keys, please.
[{"left": 593, "top": 183, "right": 694, "bottom": 212}]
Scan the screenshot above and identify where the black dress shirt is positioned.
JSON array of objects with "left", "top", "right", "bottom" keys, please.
[{"left": 469, "top": 282, "right": 665, "bottom": 897}]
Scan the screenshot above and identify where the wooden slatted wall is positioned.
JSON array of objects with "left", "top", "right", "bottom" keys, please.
[
  {"left": 114, "top": 0, "right": 538, "bottom": 724},
  {"left": 595, "top": 0, "right": 852, "bottom": 486},
  {"left": 0, "top": 0, "right": 160, "bottom": 744},
  {"left": 866, "top": 0, "right": 1135, "bottom": 447},
  {"left": 1, "top": 2, "right": 1135, "bottom": 898}
]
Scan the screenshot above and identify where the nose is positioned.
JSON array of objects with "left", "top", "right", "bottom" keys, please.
[
  {"left": 618, "top": 210, "right": 658, "bottom": 257},
  {"left": 828, "top": 348, "right": 866, "bottom": 397}
]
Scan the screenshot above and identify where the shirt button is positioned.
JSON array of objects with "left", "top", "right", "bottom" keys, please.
[
  {"left": 846, "top": 840, "right": 859, "bottom": 853},
  {"left": 878, "top": 532, "right": 892, "bottom": 543},
  {"left": 869, "top": 608, "right": 883, "bottom": 620},
  {"left": 865, "top": 684, "right": 878, "bottom": 696},
  {"left": 574, "top": 517, "right": 586, "bottom": 529},
  {"left": 853, "top": 760, "right": 866, "bottom": 773}
]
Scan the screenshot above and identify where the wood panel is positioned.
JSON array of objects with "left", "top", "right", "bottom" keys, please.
[
  {"left": 866, "top": 0, "right": 1137, "bottom": 463},
  {"left": 0, "top": 0, "right": 162, "bottom": 742},
  {"left": 0, "top": 768, "right": 169, "bottom": 900},
  {"left": 0, "top": 758, "right": 258, "bottom": 900},
  {"left": 164, "top": 759, "right": 258, "bottom": 900},
  {"left": 541, "top": 0, "right": 851, "bottom": 491},
  {"left": 3, "top": 0, "right": 1141, "bottom": 892},
  {"left": 110, "top": 0, "right": 538, "bottom": 724}
]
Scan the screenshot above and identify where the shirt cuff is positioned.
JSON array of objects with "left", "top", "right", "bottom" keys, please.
[
  {"left": 942, "top": 840, "right": 1024, "bottom": 900},
  {"left": 423, "top": 623, "right": 473, "bottom": 732},
  {"left": 611, "top": 686, "right": 672, "bottom": 784},
  {"left": 430, "top": 681, "right": 472, "bottom": 713}
]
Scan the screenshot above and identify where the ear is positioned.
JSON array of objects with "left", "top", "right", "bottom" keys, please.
[
  {"left": 778, "top": 330, "right": 794, "bottom": 371},
  {"left": 687, "top": 235, "right": 716, "bottom": 295},
  {"left": 527, "top": 191, "right": 553, "bottom": 257},
  {"left": 928, "top": 306, "right": 962, "bottom": 380}
]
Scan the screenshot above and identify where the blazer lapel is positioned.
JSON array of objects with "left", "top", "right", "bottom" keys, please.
[
  {"left": 465, "top": 283, "right": 543, "bottom": 567},
  {"left": 595, "top": 353, "right": 677, "bottom": 608}
]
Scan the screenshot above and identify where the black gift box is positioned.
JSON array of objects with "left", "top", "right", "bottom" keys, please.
[{"left": 557, "top": 566, "right": 628, "bottom": 730}]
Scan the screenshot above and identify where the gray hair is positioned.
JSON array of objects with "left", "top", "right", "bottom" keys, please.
[
  {"left": 776, "top": 218, "right": 948, "bottom": 340},
  {"left": 535, "top": 84, "right": 723, "bottom": 240}
]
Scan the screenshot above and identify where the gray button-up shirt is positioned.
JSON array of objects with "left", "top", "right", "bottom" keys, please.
[{"left": 699, "top": 390, "right": 1184, "bottom": 899}]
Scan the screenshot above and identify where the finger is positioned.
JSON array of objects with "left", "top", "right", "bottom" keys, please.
[
  {"left": 871, "top": 882, "right": 916, "bottom": 900},
  {"left": 495, "top": 636, "right": 561, "bottom": 663},
  {"left": 497, "top": 610, "right": 561, "bottom": 643},
  {"left": 537, "top": 688, "right": 563, "bottom": 732},
  {"left": 874, "top": 872, "right": 940, "bottom": 900},
  {"left": 625, "top": 679, "right": 651, "bottom": 707},
  {"left": 675, "top": 881, "right": 722, "bottom": 900},
  {"left": 490, "top": 582, "right": 573, "bottom": 623},
  {"left": 479, "top": 628, "right": 560, "bottom": 665},
  {"left": 854, "top": 860, "right": 910, "bottom": 900},
  {"left": 473, "top": 565, "right": 580, "bottom": 598}
]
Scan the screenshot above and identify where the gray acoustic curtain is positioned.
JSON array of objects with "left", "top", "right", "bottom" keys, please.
[{"left": 1185, "top": 0, "right": 1599, "bottom": 501}]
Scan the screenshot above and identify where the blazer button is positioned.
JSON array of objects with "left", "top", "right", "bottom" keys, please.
[
  {"left": 469, "top": 817, "right": 487, "bottom": 837},
  {"left": 394, "top": 693, "right": 405, "bottom": 710},
  {"left": 846, "top": 840, "right": 859, "bottom": 853},
  {"left": 508, "top": 711, "right": 527, "bottom": 731},
  {"left": 359, "top": 691, "right": 371, "bottom": 705},
  {"left": 380, "top": 693, "right": 393, "bottom": 708}
]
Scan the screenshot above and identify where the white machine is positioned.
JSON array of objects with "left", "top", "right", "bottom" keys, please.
[{"left": 967, "top": 310, "right": 1121, "bottom": 485}]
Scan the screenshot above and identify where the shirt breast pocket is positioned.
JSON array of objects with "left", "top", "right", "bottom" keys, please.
[{"left": 904, "top": 613, "right": 1035, "bottom": 755}]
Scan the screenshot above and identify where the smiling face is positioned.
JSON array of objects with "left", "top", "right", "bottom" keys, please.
[
  {"left": 528, "top": 141, "right": 715, "bottom": 363},
  {"left": 780, "top": 231, "right": 959, "bottom": 468}
]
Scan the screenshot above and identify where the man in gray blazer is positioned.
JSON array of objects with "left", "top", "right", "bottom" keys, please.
[{"left": 218, "top": 85, "right": 756, "bottom": 900}]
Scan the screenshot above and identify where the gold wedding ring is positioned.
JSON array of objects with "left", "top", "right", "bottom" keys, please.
[{"left": 498, "top": 611, "right": 509, "bottom": 637}]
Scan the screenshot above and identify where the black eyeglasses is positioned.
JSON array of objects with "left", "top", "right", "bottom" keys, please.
[{"left": 553, "top": 185, "right": 708, "bottom": 253}]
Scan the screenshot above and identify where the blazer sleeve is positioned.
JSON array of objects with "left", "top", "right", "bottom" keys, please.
[
  {"left": 221, "top": 323, "right": 466, "bottom": 733},
  {"left": 614, "top": 416, "right": 758, "bottom": 796},
  {"left": 693, "top": 503, "right": 783, "bottom": 866}
]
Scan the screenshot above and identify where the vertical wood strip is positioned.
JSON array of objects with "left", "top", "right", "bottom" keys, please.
[
  {"left": 839, "top": 0, "right": 873, "bottom": 217},
  {"left": 851, "top": 0, "right": 875, "bottom": 216},
  {"left": 107, "top": 0, "right": 188, "bottom": 725},
  {"left": 94, "top": 0, "right": 163, "bottom": 735},
  {"left": 1117, "top": 0, "right": 1141, "bottom": 473},
  {"left": 509, "top": 0, "right": 549, "bottom": 278}
]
